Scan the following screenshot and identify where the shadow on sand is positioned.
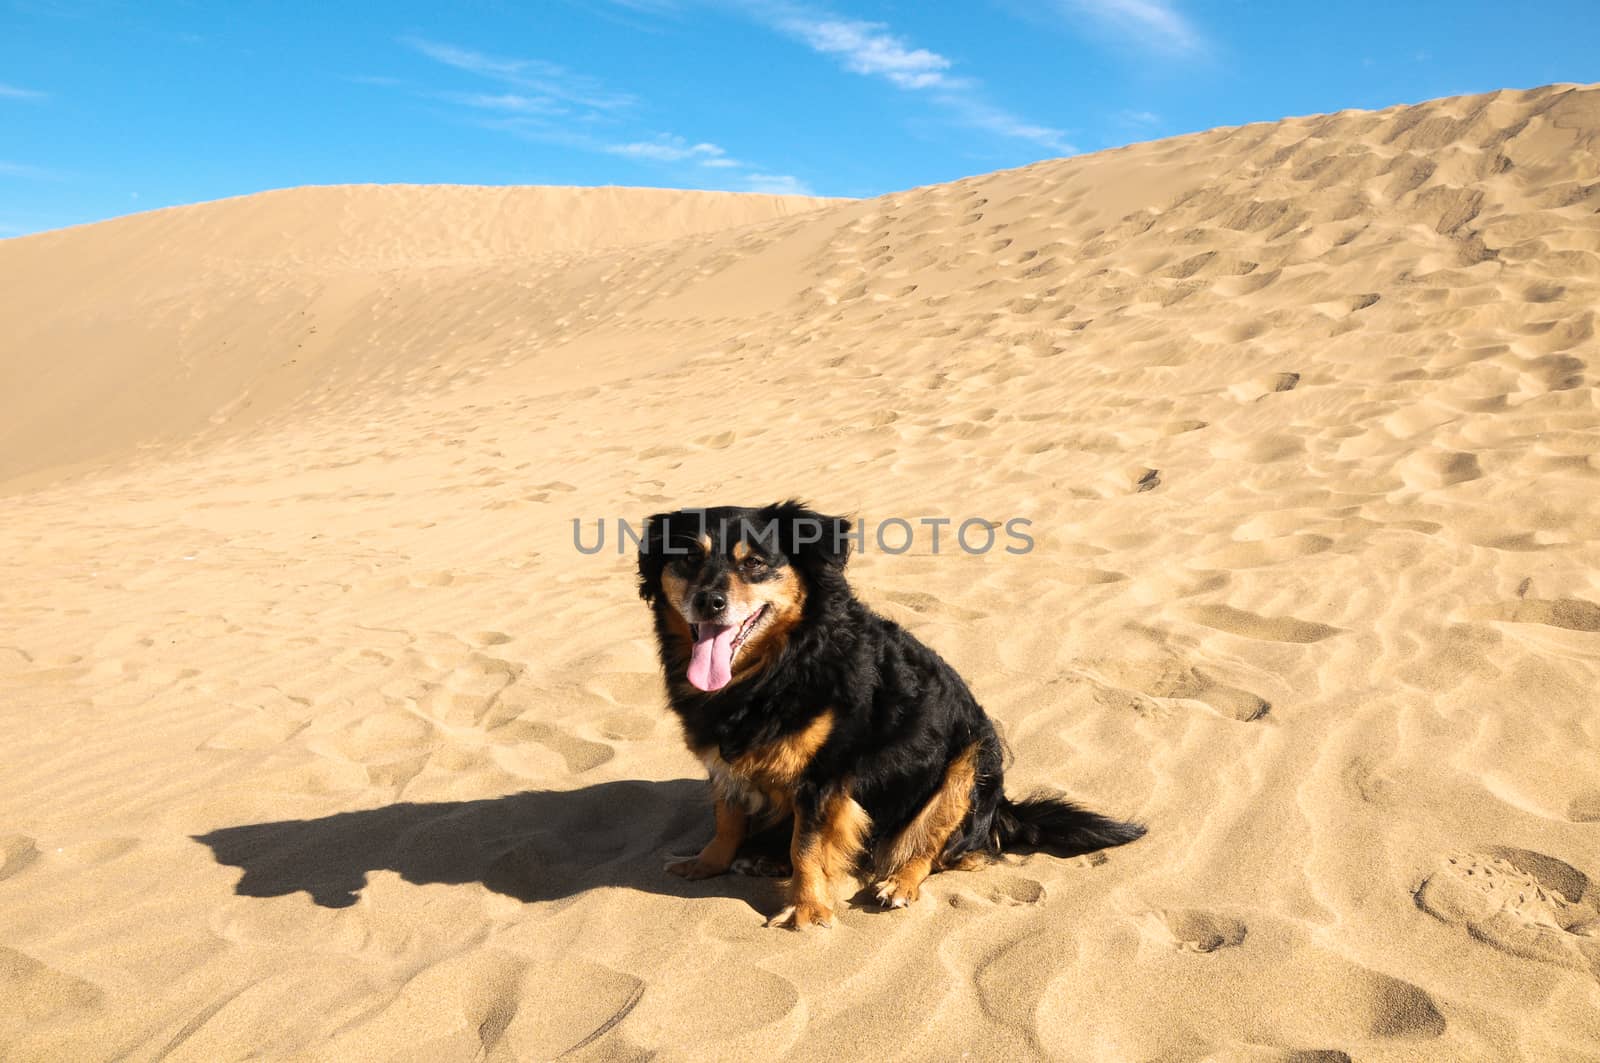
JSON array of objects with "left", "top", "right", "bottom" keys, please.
[{"left": 192, "top": 778, "right": 789, "bottom": 913}]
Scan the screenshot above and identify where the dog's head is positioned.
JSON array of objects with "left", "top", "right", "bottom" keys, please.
[{"left": 637, "top": 501, "right": 851, "bottom": 693}]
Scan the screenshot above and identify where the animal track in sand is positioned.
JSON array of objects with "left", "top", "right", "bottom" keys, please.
[
  {"left": 1139, "top": 908, "right": 1249, "bottom": 953},
  {"left": 1398, "top": 448, "right": 1482, "bottom": 489},
  {"left": 881, "top": 589, "right": 987, "bottom": 622},
  {"left": 1415, "top": 847, "right": 1600, "bottom": 976},
  {"left": 1229, "top": 371, "right": 1301, "bottom": 401},
  {"left": 1567, "top": 792, "right": 1600, "bottom": 823},
  {"left": 628, "top": 967, "right": 799, "bottom": 1055},
  {"left": 1180, "top": 604, "right": 1342, "bottom": 643},
  {"left": 0, "top": 835, "right": 40, "bottom": 880},
  {"left": 582, "top": 671, "right": 664, "bottom": 709},
  {"left": 947, "top": 870, "right": 1049, "bottom": 910},
  {"left": 1083, "top": 653, "right": 1271, "bottom": 723},
  {"left": 494, "top": 719, "right": 615, "bottom": 773},
  {"left": 415, "top": 653, "right": 522, "bottom": 727},
  {"left": 1463, "top": 597, "right": 1600, "bottom": 633},
  {"left": 0, "top": 946, "right": 103, "bottom": 1028},
  {"left": 1198, "top": 533, "right": 1335, "bottom": 570},
  {"left": 1209, "top": 433, "right": 1306, "bottom": 464}
]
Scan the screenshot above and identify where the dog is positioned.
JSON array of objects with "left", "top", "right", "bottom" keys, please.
[{"left": 636, "top": 501, "right": 1145, "bottom": 929}]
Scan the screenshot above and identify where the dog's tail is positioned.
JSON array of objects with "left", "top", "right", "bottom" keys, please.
[{"left": 994, "top": 793, "right": 1146, "bottom": 857}]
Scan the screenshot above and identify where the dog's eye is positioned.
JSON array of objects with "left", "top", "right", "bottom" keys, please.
[{"left": 741, "top": 555, "right": 769, "bottom": 574}]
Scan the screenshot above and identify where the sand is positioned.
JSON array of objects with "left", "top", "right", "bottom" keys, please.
[{"left": 1, "top": 84, "right": 1597, "bottom": 1061}]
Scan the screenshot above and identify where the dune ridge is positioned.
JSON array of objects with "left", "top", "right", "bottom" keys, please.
[{"left": 1, "top": 83, "right": 1598, "bottom": 1060}]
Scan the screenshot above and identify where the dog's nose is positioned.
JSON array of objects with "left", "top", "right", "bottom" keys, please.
[{"left": 697, "top": 590, "right": 728, "bottom": 615}]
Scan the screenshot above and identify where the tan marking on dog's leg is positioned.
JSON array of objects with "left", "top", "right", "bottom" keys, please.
[
  {"left": 666, "top": 797, "right": 748, "bottom": 880},
  {"left": 941, "top": 851, "right": 991, "bottom": 872},
  {"left": 768, "top": 790, "right": 870, "bottom": 930},
  {"left": 874, "top": 743, "right": 980, "bottom": 909}
]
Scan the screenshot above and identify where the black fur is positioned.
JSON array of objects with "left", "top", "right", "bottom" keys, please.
[{"left": 638, "top": 501, "right": 1145, "bottom": 875}]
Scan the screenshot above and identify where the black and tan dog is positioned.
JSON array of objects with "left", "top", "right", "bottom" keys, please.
[{"left": 637, "top": 501, "right": 1144, "bottom": 929}]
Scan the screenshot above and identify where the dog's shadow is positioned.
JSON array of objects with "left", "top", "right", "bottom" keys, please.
[{"left": 193, "top": 778, "right": 788, "bottom": 912}]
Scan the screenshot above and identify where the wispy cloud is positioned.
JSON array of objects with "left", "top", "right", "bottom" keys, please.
[
  {"left": 0, "top": 161, "right": 60, "bottom": 180},
  {"left": 344, "top": 74, "right": 405, "bottom": 88},
  {"left": 444, "top": 91, "right": 566, "bottom": 116},
  {"left": 605, "top": 135, "right": 740, "bottom": 168},
  {"left": 775, "top": 16, "right": 959, "bottom": 90},
  {"left": 752, "top": 3, "right": 1070, "bottom": 153},
  {"left": 395, "top": 37, "right": 816, "bottom": 195},
  {"left": 1061, "top": 0, "right": 1203, "bottom": 55},
  {"left": 0, "top": 82, "right": 48, "bottom": 101},
  {"left": 743, "top": 173, "right": 813, "bottom": 195},
  {"left": 1116, "top": 108, "right": 1161, "bottom": 126},
  {"left": 403, "top": 36, "right": 636, "bottom": 112},
  {"left": 936, "top": 96, "right": 1075, "bottom": 152}
]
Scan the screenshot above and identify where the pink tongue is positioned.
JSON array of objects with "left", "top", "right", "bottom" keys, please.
[{"left": 687, "top": 624, "right": 736, "bottom": 691}]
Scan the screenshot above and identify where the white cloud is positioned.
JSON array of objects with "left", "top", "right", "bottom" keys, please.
[
  {"left": 446, "top": 92, "right": 565, "bottom": 116},
  {"left": 776, "top": 17, "right": 958, "bottom": 90},
  {"left": 403, "top": 37, "right": 636, "bottom": 111},
  {"left": 605, "top": 135, "right": 737, "bottom": 166},
  {"left": 1063, "top": 0, "right": 1203, "bottom": 55},
  {"left": 0, "top": 82, "right": 47, "bottom": 101},
  {"left": 0, "top": 161, "right": 58, "bottom": 179},
  {"left": 743, "top": 173, "right": 814, "bottom": 195},
  {"left": 938, "top": 96, "right": 1075, "bottom": 153},
  {"left": 753, "top": 3, "right": 1066, "bottom": 154},
  {"left": 397, "top": 35, "right": 813, "bottom": 194},
  {"left": 345, "top": 74, "right": 405, "bottom": 88},
  {"left": 1117, "top": 108, "right": 1161, "bottom": 126}
]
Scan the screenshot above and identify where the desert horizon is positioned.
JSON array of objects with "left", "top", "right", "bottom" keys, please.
[{"left": 2, "top": 79, "right": 1599, "bottom": 1060}]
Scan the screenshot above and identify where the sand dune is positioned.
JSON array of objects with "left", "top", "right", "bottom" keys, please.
[{"left": 2, "top": 84, "right": 1599, "bottom": 1060}]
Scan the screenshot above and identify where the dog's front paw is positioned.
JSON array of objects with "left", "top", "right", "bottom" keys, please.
[
  {"left": 765, "top": 899, "right": 833, "bottom": 930},
  {"left": 665, "top": 856, "right": 729, "bottom": 880},
  {"left": 872, "top": 877, "right": 920, "bottom": 909}
]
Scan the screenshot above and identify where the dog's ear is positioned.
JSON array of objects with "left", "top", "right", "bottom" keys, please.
[
  {"left": 758, "top": 500, "right": 852, "bottom": 576},
  {"left": 636, "top": 512, "right": 672, "bottom": 604}
]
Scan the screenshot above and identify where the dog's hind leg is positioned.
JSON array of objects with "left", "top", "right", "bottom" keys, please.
[{"left": 873, "top": 742, "right": 981, "bottom": 908}]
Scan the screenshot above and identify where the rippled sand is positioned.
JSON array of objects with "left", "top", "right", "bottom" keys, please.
[{"left": 2, "top": 84, "right": 1598, "bottom": 1061}]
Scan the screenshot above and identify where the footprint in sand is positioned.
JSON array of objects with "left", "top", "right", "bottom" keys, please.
[
  {"left": 1180, "top": 604, "right": 1342, "bottom": 644},
  {"left": 626, "top": 967, "right": 800, "bottom": 1057},
  {"left": 0, "top": 835, "right": 40, "bottom": 880},
  {"left": 1398, "top": 448, "right": 1483, "bottom": 489},
  {"left": 1139, "top": 908, "right": 1249, "bottom": 953},
  {"left": 1567, "top": 792, "right": 1600, "bottom": 823},
  {"left": 1084, "top": 639, "right": 1272, "bottom": 723},
  {"left": 0, "top": 946, "right": 103, "bottom": 1026},
  {"left": 1198, "top": 533, "right": 1334, "bottom": 570},
  {"left": 1464, "top": 597, "right": 1600, "bottom": 633},
  {"left": 1415, "top": 847, "right": 1600, "bottom": 976},
  {"left": 948, "top": 870, "right": 1048, "bottom": 909},
  {"left": 494, "top": 719, "right": 615, "bottom": 774},
  {"left": 416, "top": 653, "right": 523, "bottom": 727},
  {"left": 1228, "top": 371, "right": 1301, "bottom": 402}
]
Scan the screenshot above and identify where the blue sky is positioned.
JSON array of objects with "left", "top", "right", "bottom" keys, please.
[{"left": 2, "top": 0, "right": 1596, "bottom": 236}]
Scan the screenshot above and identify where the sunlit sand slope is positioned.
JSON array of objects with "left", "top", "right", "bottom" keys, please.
[{"left": 1, "top": 84, "right": 1597, "bottom": 1061}]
